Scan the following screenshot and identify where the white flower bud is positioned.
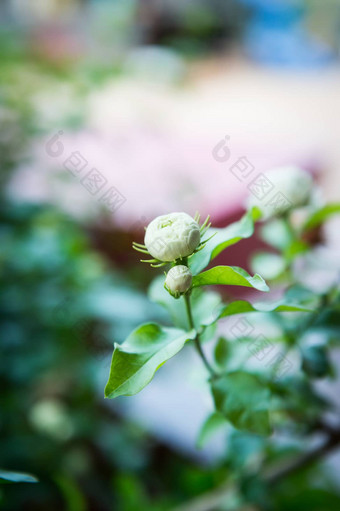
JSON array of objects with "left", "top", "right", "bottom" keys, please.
[
  {"left": 29, "top": 399, "right": 73, "bottom": 440},
  {"left": 247, "top": 166, "right": 313, "bottom": 219},
  {"left": 145, "top": 212, "right": 200, "bottom": 262},
  {"left": 165, "top": 265, "right": 192, "bottom": 297}
]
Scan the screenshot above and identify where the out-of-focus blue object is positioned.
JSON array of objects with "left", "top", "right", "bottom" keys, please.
[{"left": 239, "top": 0, "right": 335, "bottom": 68}]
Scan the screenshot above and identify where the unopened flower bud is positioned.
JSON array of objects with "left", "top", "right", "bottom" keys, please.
[
  {"left": 165, "top": 265, "right": 192, "bottom": 297},
  {"left": 145, "top": 212, "right": 200, "bottom": 262},
  {"left": 247, "top": 166, "right": 313, "bottom": 219}
]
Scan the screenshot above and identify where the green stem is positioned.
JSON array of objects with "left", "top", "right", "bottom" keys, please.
[
  {"left": 184, "top": 293, "right": 195, "bottom": 330},
  {"left": 184, "top": 293, "right": 217, "bottom": 379}
]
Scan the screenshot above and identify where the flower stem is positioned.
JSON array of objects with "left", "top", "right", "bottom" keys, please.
[{"left": 184, "top": 293, "right": 217, "bottom": 379}]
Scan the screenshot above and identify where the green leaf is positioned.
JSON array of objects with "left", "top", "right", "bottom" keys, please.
[
  {"left": 211, "top": 371, "right": 272, "bottom": 435},
  {"left": 303, "top": 203, "right": 340, "bottom": 230},
  {"left": 277, "top": 488, "right": 340, "bottom": 511},
  {"left": 189, "top": 208, "right": 260, "bottom": 275},
  {"left": 284, "top": 239, "right": 309, "bottom": 260},
  {"left": 199, "top": 318, "right": 218, "bottom": 344},
  {"left": 196, "top": 412, "right": 228, "bottom": 449},
  {"left": 284, "top": 285, "right": 319, "bottom": 307},
  {"left": 54, "top": 474, "right": 86, "bottom": 511},
  {"left": 312, "top": 308, "right": 340, "bottom": 334},
  {"left": 192, "top": 266, "right": 269, "bottom": 292},
  {"left": 214, "top": 337, "right": 230, "bottom": 368},
  {"left": 105, "top": 323, "right": 195, "bottom": 398},
  {"left": 251, "top": 252, "right": 286, "bottom": 280},
  {"left": 227, "top": 431, "right": 264, "bottom": 470},
  {"left": 260, "top": 218, "right": 293, "bottom": 251},
  {"left": 0, "top": 469, "right": 38, "bottom": 484},
  {"left": 302, "top": 345, "right": 331, "bottom": 378},
  {"left": 218, "top": 299, "right": 314, "bottom": 319}
]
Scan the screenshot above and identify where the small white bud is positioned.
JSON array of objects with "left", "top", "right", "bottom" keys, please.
[
  {"left": 145, "top": 212, "right": 200, "bottom": 262},
  {"left": 165, "top": 265, "right": 192, "bottom": 297},
  {"left": 29, "top": 399, "right": 73, "bottom": 440},
  {"left": 247, "top": 166, "right": 313, "bottom": 219}
]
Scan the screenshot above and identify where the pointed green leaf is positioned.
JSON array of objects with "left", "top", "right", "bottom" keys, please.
[
  {"left": 0, "top": 470, "right": 38, "bottom": 484},
  {"left": 105, "top": 323, "right": 195, "bottom": 398},
  {"left": 303, "top": 203, "right": 340, "bottom": 230},
  {"left": 196, "top": 412, "right": 228, "bottom": 449},
  {"left": 192, "top": 266, "right": 269, "bottom": 292},
  {"left": 218, "top": 299, "right": 314, "bottom": 318},
  {"left": 302, "top": 345, "right": 331, "bottom": 378},
  {"left": 214, "top": 337, "right": 230, "bottom": 368},
  {"left": 260, "top": 218, "right": 293, "bottom": 251},
  {"left": 251, "top": 252, "right": 286, "bottom": 280},
  {"left": 190, "top": 208, "right": 261, "bottom": 275},
  {"left": 211, "top": 371, "right": 272, "bottom": 436},
  {"left": 199, "top": 297, "right": 313, "bottom": 328}
]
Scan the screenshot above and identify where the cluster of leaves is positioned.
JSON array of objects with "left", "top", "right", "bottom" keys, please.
[
  {"left": 105, "top": 196, "right": 340, "bottom": 508},
  {"left": 105, "top": 206, "right": 332, "bottom": 431}
]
